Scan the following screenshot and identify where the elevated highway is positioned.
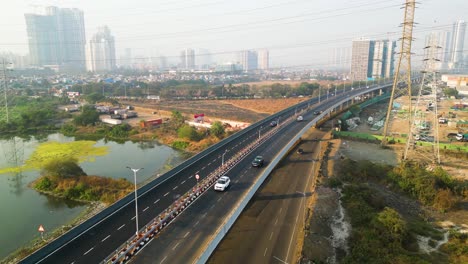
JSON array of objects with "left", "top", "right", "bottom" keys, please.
[{"left": 21, "top": 82, "right": 395, "bottom": 264}]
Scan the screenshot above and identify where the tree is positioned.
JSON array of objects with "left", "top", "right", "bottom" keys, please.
[
  {"left": 41, "top": 158, "right": 86, "bottom": 179},
  {"left": 178, "top": 125, "right": 199, "bottom": 141},
  {"left": 86, "top": 92, "right": 105, "bottom": 104},
  {"left": 210, "top": 121, "right": 225, "bottom": 138},
  {"left": 376, "top": 207, "right": 407, "bottom": 242},
  {"left": 171, "top": 110, "right": 185, "bottom": 129},
  {"left": 73, "top": 105, "right": 100, "bottom": 126}
]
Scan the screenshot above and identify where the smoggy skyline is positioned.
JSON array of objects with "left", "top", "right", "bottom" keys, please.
[{"left": 0, "top": 0, "right": 467, "bottom": 68}]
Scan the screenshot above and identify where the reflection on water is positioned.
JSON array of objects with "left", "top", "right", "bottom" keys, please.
[{"left": 41, "top": 193, "right": 86, "bottom": 210}]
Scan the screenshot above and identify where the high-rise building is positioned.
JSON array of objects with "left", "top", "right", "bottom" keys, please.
[
  {"left": 449, "top": 20, "right": 466, "bottom": 70},
  {"left": 424, "top": 31, "right": 451, "bottom": 71},
  {"left": 25, "top": 6, "right": 86, "bottom": 71},
  {"left": 197, "top": 48, "right": 212, "bottom": 69},
  {"left": 86, "top": 26, "right": 116, "bottom": 72},
  {"left": 239, "top": 50, "right": 258, "bottom": 72},
  {"left": 351, "top": 39, "right": 396, "bottom": 81},
  {"left": 258, "top": 50, "right": 269, "bottom": 70},
  {"left": 180, "top": 49, "right": 195, "bottom": 69}
]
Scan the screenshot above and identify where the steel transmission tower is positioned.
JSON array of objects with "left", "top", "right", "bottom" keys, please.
[
  {"left": 403, "top": 39, "right": 441, "bottom": 164},
  {"left": 382, "top": 0, "right": 416, "bottom": 149},
  {"left": 0, "top": 58, "right": 11, "bottom": 123}
]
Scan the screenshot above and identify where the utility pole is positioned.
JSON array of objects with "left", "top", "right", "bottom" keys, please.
[{"left": 382, "top": 0, "right": 417, "bottom": 147}]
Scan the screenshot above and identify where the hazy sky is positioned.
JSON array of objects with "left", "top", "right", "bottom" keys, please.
[{"left": 0, "top": 0, "right": 467, "bottom": 67}]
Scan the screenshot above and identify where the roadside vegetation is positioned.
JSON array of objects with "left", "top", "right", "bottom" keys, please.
[{"left": 327, "top": 159, "right": 468, "bottom": 264}]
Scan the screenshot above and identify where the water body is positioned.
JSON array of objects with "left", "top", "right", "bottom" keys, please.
[{"left": 0, "top": 134, "right": 183, "bottom": 259}]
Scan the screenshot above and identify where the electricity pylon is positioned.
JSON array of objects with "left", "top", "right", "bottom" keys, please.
[
  {"left": 0, "top": 58, "right": 11, "bottom": 123},
  {"left": 382, "top": 0, "right": 417, "bottom": 150},
  {"left": 404, "top": 38, "right": 441, "bottom": 164}
]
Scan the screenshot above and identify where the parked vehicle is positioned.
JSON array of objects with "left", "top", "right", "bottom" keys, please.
[
  {"left": 252, "top": 156, "right": 264, "bottom": 167},
  {"left": 123, "top": 111, "right": 138, "bottom": 119},
  {"left": 214, "top": 176, "right": 230, "bottom": 191},
  {"left": 456, "top": 133, "right": 468, "bottom": 142},
  {"left": 102, "top": 118, "right": 122, "bottom": 125}
]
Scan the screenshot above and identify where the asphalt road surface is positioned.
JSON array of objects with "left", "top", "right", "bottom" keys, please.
[{"left": 207, "top": 129, "right": 326, "bottom": 264}]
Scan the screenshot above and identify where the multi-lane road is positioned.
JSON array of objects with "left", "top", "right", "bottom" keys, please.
[
  {"left": 21, "top": 84, "right": 386, "bottom": 264},
  {"left": 207, "top": 129, "right": 325, "bottom": 264}
]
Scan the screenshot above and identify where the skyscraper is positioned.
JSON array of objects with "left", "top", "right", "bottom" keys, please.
[
  {"left": 449, "top": 20, "right": 466, "bottom": 70},
  {"left": 239, "top": 50, "right": 258, "bottom": 72},
  {"left": 351, "top": 39, "right": 396, "bottom": 81},
  {"left": 86, "top": 26, "right": 116, "bottom": 72},
  {"left": 258, "top": 50, "right": 269, "bottom": 70},
  {"left": 25, "top": 6, "right": 86, "bottom": 71},
  {"left": 180, "top": 49, "right": 195, "bottom": 69}
]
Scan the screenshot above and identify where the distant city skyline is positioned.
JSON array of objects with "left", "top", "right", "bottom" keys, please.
[{"left": 0, "top": 1, "right": 467, "bottom": 69}]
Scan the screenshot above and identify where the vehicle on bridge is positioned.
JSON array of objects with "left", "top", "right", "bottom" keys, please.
[
  {"left": 296, "top": 115, "right": 303, "bottom": 122},
  {"left": 251, "top": 156, "right": 264, "bottom": 167},
  {"left": 270, "top": 121, "right": 278, "bottom": 127},
  {"left": 214, "top": 176, "right": 230, "bottom": 191}
]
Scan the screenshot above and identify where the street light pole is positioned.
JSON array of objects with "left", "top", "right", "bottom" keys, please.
[
  {"left": 127, "top": 166, "right": 143, "bottom": 236},
  {"left": 222, "top": 150, "right": 228, "bottom": 166},
  {"left": 258, "top": 126, "right": 262, "bottom": 139}
]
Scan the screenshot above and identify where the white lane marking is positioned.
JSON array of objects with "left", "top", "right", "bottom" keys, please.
[
  {"left": 184, "top": 231, "right": 190, "bottom": 238},
  {"left": 164, "top": 192, "right": 169, "bottom": 197},
  {"left": 188, "top": 176, "right": 193, "bottom": 179},
  {"left": 70, "top": 262, "right": 75, "bottom": 264},
  {"left": 172, "top": 242, "right": 180, "bottom": 250},
  {"left": 273, "top": 256, "right": 288, "bottom": 264},
  {"left": 201, "top": 166, "right": 206, "bottom": 170},
  {"left": 143, "top": 206, "right": 149, "bottom": 212},
  {"left": 217, "top": 197, "right": 222, "bottom": 202},
  {"left": 173, "top": 186, "right": 178, "bottom": 190},
  {"left": 160, "top": 256, "right": 167, "bottom": 264},
  {"left": 269, "top": 231, "right": 273, "bottom": 240},
  {"left": 275, "top": 218, "right": 278, "bottom": 226},
  {"left": 201, "top": 213, "right": 207, "bottom": 218},
  {"left": 83, "top": 247, "right": 94, "bottom": 255},
  {"left": 264, "top": 247, "right": 268, "bottom": 256},
  {"left": 131, "top": 216, "right": 136, "bottom": 220},
  {"left": 212, "top": 159, "right": 216, "bottom": 163},
  {"left": 208, "top": 162, "right": 212, "bottom": 166},
  {"left": 210, "top": 204, "right": 215, "bottom": 209},
  {"left": 101, "top": 235, "right": 111, "bottom": 242},
  {"left": 194, "top": 220, "right": 200, "bottom": 226},
  {"left": 181, "top": 180, "right": 186, "bottom": 185},
  {"left": 117, "top": 224, "right": 125, "bottom": 230},
  {"left": 279, "top": 207, "right": 283, "bottom": 213},
  {"left": 154, "top": 199, "right": 160, "bottom": 204}
]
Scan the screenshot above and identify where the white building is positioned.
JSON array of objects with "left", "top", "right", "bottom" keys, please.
[
  {"left": 239, "top": 50, "right": 258, "bottom": 72},
  {"left": 180, "top": 49, "right": 195, "bottom": 70},
  {"left": 258, "top": 49, "right": 269, "bottom": 70},
  {"left": 86, "top": 26, "right": 116, "bottom": 72},
  {"left": 449, "top": 20, "right": 466, "bottom": 70}
]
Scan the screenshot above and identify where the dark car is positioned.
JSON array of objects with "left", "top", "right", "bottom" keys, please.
[
  {"left": 252, "top": 156, "right": 264, "bottom": 167},
  {"left": 313, "top": 111, "right": 322, "bottom": 115},
  {"left": 270, "top": 121, "right": 278, "bottom": 127}
]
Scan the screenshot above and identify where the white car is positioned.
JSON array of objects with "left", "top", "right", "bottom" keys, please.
[
  {"left": 297, "top": 115, "right": 303, "bottom": 122},
  {"left": 214, "top": 176, "right": 230, "bottom": 191}
]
